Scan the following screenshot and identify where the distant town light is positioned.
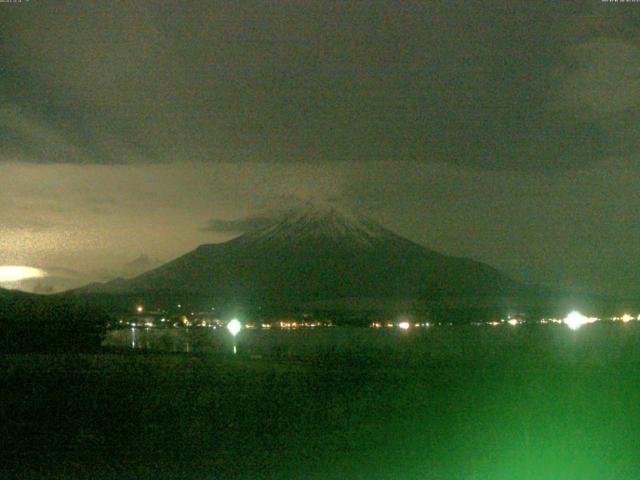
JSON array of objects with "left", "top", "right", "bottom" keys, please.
[
  {"left": 136, "top": 305, "right": 144, "bottom": 313},
  {"left": 398, "top": 321, "right": 410, "bottom": 330},
  {"left": 227, "top": 318, "right": 242, "bottom": 337},
  {"left": 507, "top": 318, "right": 519, "bottom": 326},
  {"left": 621, "top": 313, "right": 633, "bottom": 323}
]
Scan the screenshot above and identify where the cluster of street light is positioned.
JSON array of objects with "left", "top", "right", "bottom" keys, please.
[
  {"left": 500, "top": 311, "right": 640, "bottom": 330},
  {"left": 127, "top": 304, "right": 640, "bottom": 334},
  {"left": 366, "top": 312, "right": 640, "bottom": 331},
  {"left": 369, "top": 321, "right": 432, "bottom": 329}
]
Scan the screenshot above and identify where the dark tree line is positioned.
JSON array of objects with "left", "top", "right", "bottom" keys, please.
[{"left": 0, "top": 295, "right": 109, "bottom": 353}]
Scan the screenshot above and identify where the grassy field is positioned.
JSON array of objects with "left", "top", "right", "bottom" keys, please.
[{"left": 3, "top": 324, "right": 640, "bottom": 479}]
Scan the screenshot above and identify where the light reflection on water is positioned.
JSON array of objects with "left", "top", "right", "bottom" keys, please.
[
  {"left": 105, "top": 327, "right": 362, "bottom": 355},
  {"left": 106, "top": 328, "right": 199, "bottom": 353},
  {"left": 103, "top": 323, "right": 640, "bottom": 364},
  {"left": 106, "top": 326, "right": 423, "bottom": 355}
]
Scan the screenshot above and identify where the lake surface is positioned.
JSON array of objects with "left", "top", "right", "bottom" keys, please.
[
  {"left": 104, "top": 322, "right": 640, "bottom": 364},
  {"left": 6, "top": 322, "right": 640, "bottom": 480}
]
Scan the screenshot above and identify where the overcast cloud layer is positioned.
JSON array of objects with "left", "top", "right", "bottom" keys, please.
[
  {"left": 1, "top": 1, "right": 640, "bottom": 295},
  {"left": 3, "top": 2, "right": 640, "bottom": 168}
]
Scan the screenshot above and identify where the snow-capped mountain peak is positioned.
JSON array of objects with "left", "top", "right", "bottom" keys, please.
[{"left": 238, "top": 202, "right": 390, "bottom": 246}]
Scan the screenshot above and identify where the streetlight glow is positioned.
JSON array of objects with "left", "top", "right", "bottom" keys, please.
[
  {"left": 563, "top": 311, "right": 596, "bottom": 330},
  {"left": 227, "top": 318, "right": 242, "bottom": 337}
]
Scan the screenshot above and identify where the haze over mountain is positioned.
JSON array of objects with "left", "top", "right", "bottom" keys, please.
[
  {"left": 0, "top": 286, "right": 32, "bottom": 300},
  {"left": 0, "top": 256, "right": 164, "bottom": 295},
  {"left": 79, "top": 203, "right": 522, "bottom": 310}
]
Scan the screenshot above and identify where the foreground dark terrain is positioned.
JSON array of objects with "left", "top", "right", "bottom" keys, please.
[{"left": 2, "top": 324, "right": 640, "bottom": 480}]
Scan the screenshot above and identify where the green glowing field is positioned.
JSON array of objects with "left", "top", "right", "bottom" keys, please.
[{"left": 2, "top": 323, "right": 640, "bottom": 479}]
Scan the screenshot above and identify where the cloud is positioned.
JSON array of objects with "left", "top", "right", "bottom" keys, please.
[
  {"left": 202, "top": 214, "right": 275, "bottom": 234},
  {"left": 0, "top": 161, "right": 348, "bottom": 281},
  {"left": 121, "top": 254, "right": 162, "bottom": 277},
  {"left": 1, "top": 254, "right": 165, "bottom": 294},
  {"left": 3, "top": 156, "right": 640, "bottom": 295},
  {"left": 4, "top": 3, "right": 640, "bottom": 297},
  {"left": 1, "top": 216, "right": 54, "bottom": 232},
  {"left": 0, "top": 104, "right": 85, "bottom": 163},
  {"left": 558, "top": 39, "right": 640, "bottom": 116},
  {"left": 2, "top": 2, "right": 639, "bottom": 170}
]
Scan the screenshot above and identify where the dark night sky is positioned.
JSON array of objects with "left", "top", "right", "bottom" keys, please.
[{"left": 1, "top": 1, "right": 640, "bottom": 294}]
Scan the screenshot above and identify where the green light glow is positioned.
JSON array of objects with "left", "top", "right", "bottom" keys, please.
[
  {"left": 563, "top": 311, "right": 595, "bottom": 330},
  {"left": 227, "top": 318, "right": 242, "bottom": 337}
]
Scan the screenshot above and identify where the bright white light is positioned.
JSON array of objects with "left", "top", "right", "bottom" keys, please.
[
  {"left": 507, "top": 319, "right": 519, "bottom": 326},
  {"left": 564, "top": 311, "right": 595, "bottom": 330},
  {"left": 621, "top": 314, "right": 633, "bottom": 323},
  {"left": 0, "top": 265, "right": 45, "bottom": 283},
  {"left": 227, "top": 318, "right": 242, "bottom": 336},
  {"left": 398, "top": 321, "right": 410, "bottom": 330},
  {"left": 136, "top": 305, "right": 144, "bottom": 313}
]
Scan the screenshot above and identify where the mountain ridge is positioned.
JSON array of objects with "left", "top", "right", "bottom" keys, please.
[{"left": 75, "top": 203, "right": 522, "bottom": 307}]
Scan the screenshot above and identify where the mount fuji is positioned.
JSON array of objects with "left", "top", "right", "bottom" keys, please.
[{"left": 76, "top": 203, "right": 522, "bottom": 309}]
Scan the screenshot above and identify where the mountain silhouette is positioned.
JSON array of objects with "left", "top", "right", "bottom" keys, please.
[{"left": 78, "top": 203, "right": 522, "bottom": 309}]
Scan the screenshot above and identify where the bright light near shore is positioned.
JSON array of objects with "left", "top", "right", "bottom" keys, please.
[
  {"left": 227, "top": 319, "right": 242, "bottom": 336},
  {"left": 398, "top": 321, "right": 410, "bottom": 330},
  {"left": 507, "top": 319, "right": 519, "bottom": 326},
  {"left": 564, "top": 311, "right": 595, "bottom": 330},
  {"left": 0, "top": 266, "right": 45, "bottom": 283},
  {"left": 621, "top": 314, "right": 633, "bottom": 323}
]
